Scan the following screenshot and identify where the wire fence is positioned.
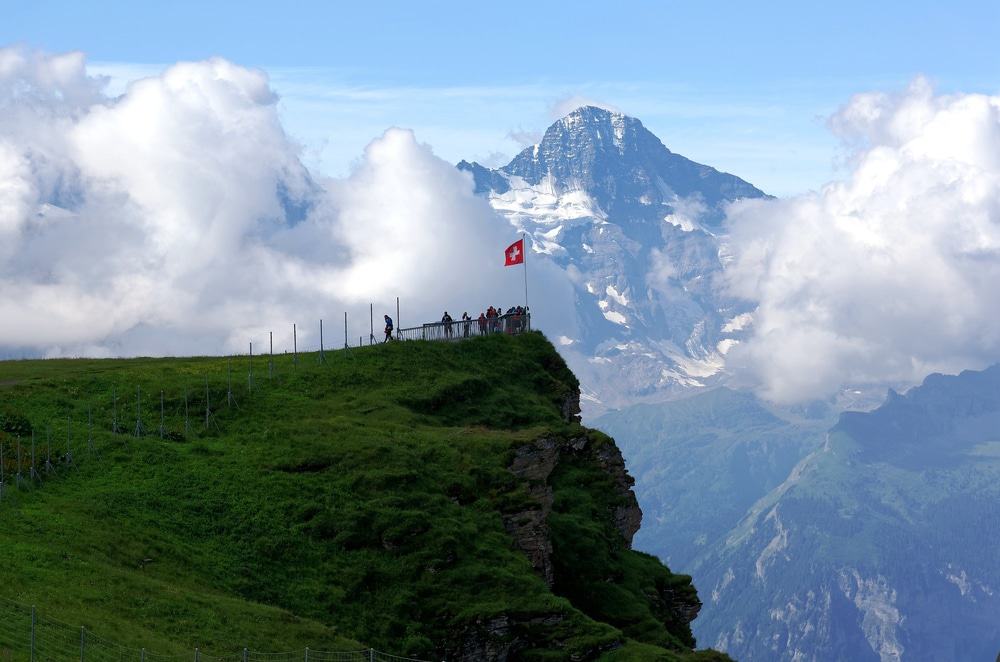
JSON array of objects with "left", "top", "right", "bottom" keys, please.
[
  {"left": 0, "top": 310, "right": 533, "bottom": 504},
  {"left": 0, "top": 599, "right": 432, "bottom": 662}
]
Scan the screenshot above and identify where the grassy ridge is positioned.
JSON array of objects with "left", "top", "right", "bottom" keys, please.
[{"left": 0, "top": 334, "right": 723, "bottom": 660}]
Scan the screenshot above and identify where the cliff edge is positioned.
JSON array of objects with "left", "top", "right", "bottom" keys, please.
[{"left": 0, "top": 332, "right": 727, "bottom": 661}]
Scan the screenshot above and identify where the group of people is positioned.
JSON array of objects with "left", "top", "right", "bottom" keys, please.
[
  {"left": 380, "top": 306, "right": 530, "bottom": 342},
  {"left": 441, "top": 306, "right": 528, "bottom": 338}
]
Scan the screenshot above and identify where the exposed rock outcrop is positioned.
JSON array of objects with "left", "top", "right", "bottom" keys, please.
[
  {"left": 503, "top": 433, "right": 643, "bottom": 588},
  {"left": 560, "top": 388, "right": 582, "bottom": 424},
  {"left": 446, "top": 380, "right": 706, "bottom": 661}
]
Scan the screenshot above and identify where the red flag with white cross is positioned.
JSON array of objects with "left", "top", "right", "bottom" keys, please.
[{"left": 504, "top": 239, "right": 524, "bottom": 266}]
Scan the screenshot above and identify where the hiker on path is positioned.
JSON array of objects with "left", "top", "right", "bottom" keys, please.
[{"left": 384, "top": 314, "right": 394, "bottom": 342}]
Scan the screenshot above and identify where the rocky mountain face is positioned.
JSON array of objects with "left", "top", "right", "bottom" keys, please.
[
  {"left": 460, "top": 106, "right": 767, "bottom": 414},
  {"left": 604, "top": 368, "right": 1000, "bottom": 661}
]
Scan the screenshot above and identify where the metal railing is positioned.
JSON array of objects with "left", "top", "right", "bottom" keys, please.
[
  {"left": 0, "top": 598, "right": 430, "bottom": 662},
  {"left": 393, "top": 312, "right": 530, "bottom": 343}
]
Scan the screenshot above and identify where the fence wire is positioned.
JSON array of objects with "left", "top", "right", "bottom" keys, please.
[{"left": 0, "top": 600, "right": 431, "bottom": 662}]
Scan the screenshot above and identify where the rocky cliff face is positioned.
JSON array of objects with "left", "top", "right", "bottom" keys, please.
[
  {"left": 455, "top": 393, "right": 707, "bottom": 661},
  {"left": 504, "top": 433, "right": 643, "bottom": 587}
]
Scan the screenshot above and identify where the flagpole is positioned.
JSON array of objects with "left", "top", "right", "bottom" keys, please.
[{"left": 522, "top": 232, "right": 529, "bottom": 318}]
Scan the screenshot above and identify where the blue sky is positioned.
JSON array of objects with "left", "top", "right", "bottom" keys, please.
[{"left": 4, "top": 0, "right": 999, "bottom": 195}]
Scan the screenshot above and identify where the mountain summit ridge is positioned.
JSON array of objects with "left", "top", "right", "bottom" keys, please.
[{"left": 499, "top": 106, "right": 765, "bottom": 216}]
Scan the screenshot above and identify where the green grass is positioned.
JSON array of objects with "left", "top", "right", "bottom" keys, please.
[{"left": 0, "top": 333, "right": 722, "bottom": 661}]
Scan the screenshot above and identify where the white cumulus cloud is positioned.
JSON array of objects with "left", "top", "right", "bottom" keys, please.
[
  {"left": 723, "top": 78, "right": 1000, "bottom": 403},
  {"left": 0, "top": 47, "right": 574, "bottom": 358}
]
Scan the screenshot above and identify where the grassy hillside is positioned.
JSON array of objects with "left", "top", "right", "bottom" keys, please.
[{"left": 0, "top": 333, "right": 726, "bottom": 661}]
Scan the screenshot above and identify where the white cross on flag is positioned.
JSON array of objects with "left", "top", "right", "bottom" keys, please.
[{"left": 504, "top": 238, "right": 524, "bottom": 266}]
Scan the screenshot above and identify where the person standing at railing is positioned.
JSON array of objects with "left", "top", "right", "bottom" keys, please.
[
  {"left": 442, "top": 311, "right": 454, "bottom": 338},
  {"left": 384, "top": 314, "right": 394, "bottom": 342},
  {"left": 462, "top": 312, "right": 471, "bottom": 337},
  {"left": 478, "top": 311, "right": 487, "bottom": 335}
]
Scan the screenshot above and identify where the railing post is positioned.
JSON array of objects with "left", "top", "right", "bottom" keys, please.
[
  {"left": 304, "top": 647, "right": 309, "bottom": 662},
  {"left": 368, "top": 648, "right": 374, "bottom": 662},
  {"left": 142, "top": 648, "right": 146, "bottom": 662},
  {"left": 80, "top": 626, "right": 86, "bottom": 662},
  {"left": 30, "top": 605, "right": 35, "bottom": 662},
  {"left": 242, "top": 647, "right": 248, "bottom": 662},
  {"left": 195, "top": 647, "right": 200, "bottom": 662}
]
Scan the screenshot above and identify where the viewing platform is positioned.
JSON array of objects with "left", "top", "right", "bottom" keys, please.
[{"left": 394, "top": 312, "right": 530, "bottom": 342}]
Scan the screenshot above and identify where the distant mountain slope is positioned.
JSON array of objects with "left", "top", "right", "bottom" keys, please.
[
  {"left": 595, "top": 388, "right": 828, "bottom": 570},
  {"left": 685, "top": 365, "right": 1000, "bottom": 661},
  {"left": 460, "top": 106, "right": 767, "bottom": 413}
]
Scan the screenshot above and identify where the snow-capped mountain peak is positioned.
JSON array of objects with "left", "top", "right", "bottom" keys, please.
[{"left": 460, "top": 106, "right": 767, "bottom": 413}]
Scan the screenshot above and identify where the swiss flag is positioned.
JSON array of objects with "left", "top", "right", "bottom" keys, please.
[{"left": 504, "top": 238, "right": 524, "bottom": 266}]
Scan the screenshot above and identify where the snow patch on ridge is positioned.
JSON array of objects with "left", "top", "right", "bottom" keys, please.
[
  {"left": 722, "top": 312, "right": 753, "bottom": 333},
  {"left": 664, "top": 213, "right": 701, "bottom": 233},
  {"left": 488, "top": 175, "right": 605, "bottom": 228},
  {"left": 605, "top": 284, "right": 629, "bottom": 306},
  {"left": 603, "top": 310, "right": 627, "bottom": 325},
  {"left": 717, "top": 338, "right": 739, "bottom": 355}
]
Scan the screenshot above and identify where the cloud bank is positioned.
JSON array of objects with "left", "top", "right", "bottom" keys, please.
[
  {"left": 724, "top": 79, "right": 1000, "bottom": 402},
  {"left": 0, "top": 47, "right": 573, "bottom": 358}
]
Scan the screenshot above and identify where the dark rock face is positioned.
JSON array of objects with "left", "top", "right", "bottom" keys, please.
[
  {"left": 448, "top": 615, "right": 517, "bottom": 661},
  {"left": 591, "top": 440, "right": 642, "bottom": 545},
  {"left": 663, "top": 585, "right": 703, "bottom": 625},
  {"left": 504, "top": 436, "right": 561, "bottom": 586},
  {"left": 457, "top": 159, "right": 511, "bottom": 195},
  {"left": 560, "top": 388, "right": 582, "bottom": 424},
  {"left": 504, "top": 433, "right": 644, "bottom": 589}
]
